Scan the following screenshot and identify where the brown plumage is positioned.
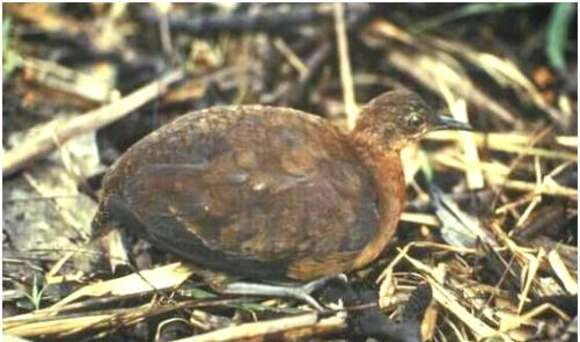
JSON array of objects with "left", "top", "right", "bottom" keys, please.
[{"left": 93, "top": 89, "right": 471, "bottom": 281}]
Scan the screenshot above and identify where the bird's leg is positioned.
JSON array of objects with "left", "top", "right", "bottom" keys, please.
[{"left": 223, "top": 274, "right": 348, "bottom": 312}]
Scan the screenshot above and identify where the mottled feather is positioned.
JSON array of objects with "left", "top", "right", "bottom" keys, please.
[{"left": 98, "top": 106, "right": 383, "bottom": 280}]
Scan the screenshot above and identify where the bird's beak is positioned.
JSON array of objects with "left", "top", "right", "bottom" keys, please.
[{"left": 432, "top": 114, "right": 473, "bottom": 131}]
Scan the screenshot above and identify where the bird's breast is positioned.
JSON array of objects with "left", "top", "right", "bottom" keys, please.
[{"left": 351, "top": 150, "right": 405, "bottom": 269}]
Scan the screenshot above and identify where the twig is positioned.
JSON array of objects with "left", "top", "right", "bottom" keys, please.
[
  {"left": 490, "top": 175, "right": 578, "bottom": 198},
  {"left": 433, "top": 154, "right": 578, "bottom": 198},
  {"left": 174, "top": 311, "right": 346, "bottom": 342},
  {"left": 334, "top": 3, "right": 358, "bottom": 130},
  {"left": 400, "top": 212, "right": 440, "bottom": 227},
  {"left": 388, "top": 49, "right": 516, "bottom": 125},
  {"left": 403, "top": 255, "right": 508, "bottom": 340},
  {"left": 4, "top": 298, "right": 250, "bottom": 338},
  {"left": 436, "top": 82, "right": 484, "bottom": 190},
  {"left": 22, "top": 56, "right": 118, "bottom": 103},
  {"left": 427, "top": 36, "right": 566, "bottom": 127},
  {"left": 156, "top": 4, "right": 368, "bottom": 35},
  {"left": 547, "top": 250, "right": 578, "bottom": 295},
  {"left": 427, "top": 131, "right": 577, "bottom": 149},
  {"left": 274, "top": 41, "right": 332, "bottom": 107},
  {"left": 153, "top": 3, "right": 174, "bottom": 59},
  {"left": 517, "top": 248, "right": 544, "bottom": 313},
  {"left": 273, "top": 37, "right": 308, "bottom": 78},
  {"left": 427, "top": 131, "right": 577, "bottom": 161},
  {"left": 3, "top": 69, "right": 185, "bottom": 177}
]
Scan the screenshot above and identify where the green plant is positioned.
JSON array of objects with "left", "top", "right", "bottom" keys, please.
[
  {"left": 22, "top": 275, "right": 48, "bottom": 311},
  {"left": 3, "top": 17, "right": 23, "bottom": 80},
  {"left": 546, "top": 3, "right": 575, "bottom": 71}
]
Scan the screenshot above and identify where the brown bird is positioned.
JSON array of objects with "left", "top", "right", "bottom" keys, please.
[{"left": 92, "top": 89, "right": 471, "bottom": 309}]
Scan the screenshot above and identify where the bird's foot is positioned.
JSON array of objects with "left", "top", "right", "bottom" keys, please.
[{"left": 223, "top": 274, "right": 348, "bottom": 312}]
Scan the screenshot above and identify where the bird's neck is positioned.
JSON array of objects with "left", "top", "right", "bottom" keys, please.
[{"left": 348, "top": 131, "right": 401, "bottom": 169}]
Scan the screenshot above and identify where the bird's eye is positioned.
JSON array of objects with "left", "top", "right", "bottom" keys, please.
[{"left": 407, "top": 113, "right": 424, "bottom": 129}]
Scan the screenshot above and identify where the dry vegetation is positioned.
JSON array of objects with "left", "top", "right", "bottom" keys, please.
[{"left": 2, "top": 3, "right": 577, "bottom": 342}]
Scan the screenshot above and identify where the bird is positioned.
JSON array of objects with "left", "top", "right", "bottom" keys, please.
[{"left": 92, "top": 89, "right": 471, "bottom": 309}]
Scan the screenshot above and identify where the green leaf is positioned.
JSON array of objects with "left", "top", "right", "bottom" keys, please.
[
  {"left": 3, "top": 17, "right": 11, "bottom": 52},
  {"left": 419, "top": 150, "right": 433, "bottom": 183},
  {"left": 21, "top": 275, "right": 47, "bottom": 311},
  {"left": 184, "top": 287, "right": 218, "bottom": 299},
  {"left": 228, "top": 301, "right": 303, "bottom": 314},
  {"left": 3, "top": 17, "right": 22, "bottom": 79},
  {"left": 546, "top": 3, "right": 575, "bottom": 71}
]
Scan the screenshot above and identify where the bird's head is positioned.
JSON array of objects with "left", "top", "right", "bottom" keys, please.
[{"left": 353, "top": 89, "right": 472, "bottom": 151}]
